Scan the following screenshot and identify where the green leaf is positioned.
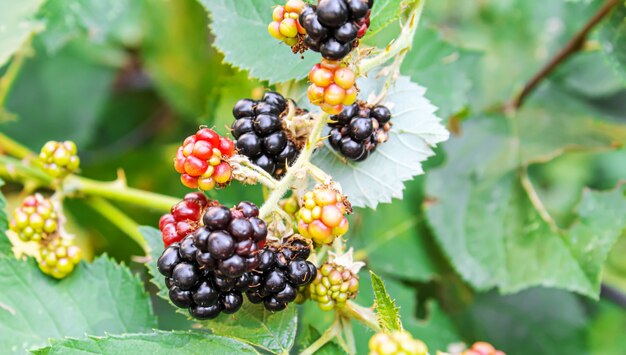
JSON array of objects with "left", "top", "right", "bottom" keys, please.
[
  {"left": 401, "top": 27, "right": 482, "bottom": 119},
  {"left": 588, "top": 301, "right": 626, "bottom": 355},
  {"left": 600, "top": 2, "right": 626, "bottom": 82},
  {"left": 370, "top": 271, "right": 402, "bottom": 332},
  {"left": 0, "top": 181, "right": 12, "bottom": 256},
  {"left": 425, "top": 108, "right": 626, "bottom": 297},
  {"left": 32, "top": 331, "right": 259, "bottom": 355},
  {"left": 456, "top": 288, "right": 588, "bottom": 355},
  {"left": 0, "top": 0, "right": 45, "bottom": 67},
  {"left": 37, "top": 0, "right": 143, "bottom": 53},
  {"left": 312, "top": 74, "right": 449, "bottom": 209},
  {"left": 364, "top": 0, "right": 417, "bottom": 39},
  {"left": 141, "top": 226, "right": 298, "bottom": 354},
  {"left": 142, "top": 0, "right": 225, "bottom": 119},
  {"left": 2, "top": 38, "right": 116, "bottom": 149},
  {"left": 0, "top": 255, "right": 156, "bottom": 353},
  {"left": 198, "top": 0, "right": 319, "bottom": 84}
]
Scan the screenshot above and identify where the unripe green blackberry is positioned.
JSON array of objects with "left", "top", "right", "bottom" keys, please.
[
  {"left": 308, "top": 262, "right": 359, "bottom": 310},
  {"left": 296, "top": 184, "right": 350, "bottom": 245},
  {"left": 39, "top": 140, "right": 80, "bottom": 178},
  {"left": 38, "top": 235, "right": 82, "bottom": 279},
  {"left": 9, "top": 194, "right": 58, "bottom": 242},
  {"left": 368, "top": 331, "right": 428, "bottom": 355}
]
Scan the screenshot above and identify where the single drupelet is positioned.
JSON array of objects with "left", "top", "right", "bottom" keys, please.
[
  {"left": 299, "top": 0, "right": 374, "bottom": 60},
  {"left": 246, "top": 236, "right": 317, "bottom": 311},
  {"left": 39, "top": 140, "right": 80, "bottom": 178},
  {"left": 307, "top": 59, "right": 357, "bottom": 114},
  {"left": 159, "top": 192, "right": 214, "bottom": 247},
  {"left": 328, "top": 102, "right": 392, "bottom": 161},
  {"left": 174, "top": 128, "right": 235, "bottom": 191},
  {"left": 368, "top": 331, "right": 428, "bottom": 355},
  {"left": 231, "top": 92, "right": 301, "bottom": 178}
]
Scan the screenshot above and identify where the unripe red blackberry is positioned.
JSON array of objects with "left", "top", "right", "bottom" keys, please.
[
  {"left": 10, "top": 194, "right": 58, "bottom": 242},
  {"left": 231, "top": 92, "right": 303, "bottom": 178},
  {"left": 307, "top": 60, "right": 357, "bottom": 114},
  {"left": 299, "top": 0, "right": 373, "bottom": 60},
  {"left": 174, "top": 128, "right": 235, "bottom": 190},
  {"left": 308, "top": 262, "right": 358, "bottom": 310},
  {"left": 368, "top": 331, "right": 428, "bottom": 355},
  {"left": 462, "top": 342, "right": 506, "bottom": 355},
  {"left": 268, "top": 0, "right": 307, "bottom": 49},
  {"left": 245, "top": 235, "right": 317, "bottom": 311},
  {"left": 296, "top": 185, "right": 350, "bottom": 245},
  {"left": 39, "top": 140, "right": 80, "bottom": 178},
  {"left": 328, "top": 102, "right": 392, "bottom": 161},
  {"left": 159, "top": 192, "right": 215, "bottom": 247},
  {"left": 38, "top": 235, "right": 82, "bottom": 279}
]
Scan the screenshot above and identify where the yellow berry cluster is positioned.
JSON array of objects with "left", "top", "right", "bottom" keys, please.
[
  {"left": 368, "top": 331, "right": 428, "bottom": 355},
  {"left": 267, "top": 0, "right": 307, "bottom": 46},
  {"left": 308, "top": 262, "right": 359, "bottom": 310},
  {"left": 296, "top": 185, "right": 350, "bottom": 245},
  {"left": 307, "top": 59, "right": 357, "bottom": 114},
  {"left": 38, "top": 235, "right": 82, "bottom": 279}
]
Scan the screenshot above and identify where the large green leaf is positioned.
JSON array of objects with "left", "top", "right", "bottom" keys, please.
[
  {"left": 141, "top": 226, "right": 298, "bottom": 354},
  {"left": 600, "top": 2, "right": 626, "bottom": 82},
  {"left": 0, "top": 255, "right": 156, "bottom": 353},
  {"left": 364, "top": 0, "right": 417, "bottom": 39},
  {"left": 401, "top": 27, "right": 482, "bottom": 119},
  {"left": 0, "top": 181, "right": 11, "bottom": 256},
  {"left": 2, "top": 38, "right": 116, "bottom": 149},
  {"left": 312, "top": 74, "right": 449, "bottom": 209},
  {"left": 32, "top": 331, "right": 258, "bottom": 355},
  {"left": 456, "top": 288, "right": 587, "bottom": 355},
  {"left": 37, "top": 0, "right": 143, "bottom": 53},
  {"left": 425, "top": 103, "right": 626, "bottom": 297},
  {"left": 198, "top": 0, "right": 318, "bottom": 84},
  {"left": 0, "top": 0, "right": 45, "bottom": 67}
]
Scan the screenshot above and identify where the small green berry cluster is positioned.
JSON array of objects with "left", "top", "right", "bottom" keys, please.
[
  {"left": 308, "top": 262, "right": 359, "bottom": 310},
  {"left": 10, "top": 194, "right": 58, "bottom": 242},
  {"left": 38, "top": 235, "right": 82, "bottom": 279},
  {"left": 368, "top": 331, "right": 428, "bottom": 355},
  {"left": 39, "top": 140, "right": 80, "bottom": 178}
]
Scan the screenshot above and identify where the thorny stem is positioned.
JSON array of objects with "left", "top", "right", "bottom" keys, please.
[
  {"left": 259, "top": 112, "right": 330, "bottom": 219},
  {"left": 229, "top": 154, "right": 279, "bottom": 189},
  {"left": 357, "top": 0, "right": 425, "bottom": 75},
  {"left": 507, "top": 0, "right": 620, "bottom": 111}
]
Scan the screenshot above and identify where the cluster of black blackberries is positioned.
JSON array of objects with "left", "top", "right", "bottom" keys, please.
[
  {"left": 231, "top": 92, "right": 300, "bottom": 178},
  {"left": 328, "top": 103, "right": 392, "bottom": 161},
  {"left": 246, "top": 237, "right": 317, "bottom": 311},
  {"left": 157, "top": 201, "right": 268, "bottom": 319},
  {"left": 299, "top": 0, "right": 373, "bottom": 60}
]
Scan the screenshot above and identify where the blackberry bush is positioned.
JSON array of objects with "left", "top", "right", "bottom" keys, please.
[
  {"left": 159, "top": 192, "right": 214, "bottom": 247},
  {"left": 231, "top": 92, "right": 301, "bottom": 178},
  {"left": 38, "top": 140, "right": 80, "bottom": 178},
  {"left": 368, "top": 331, "right": 428, "bottom": 355},
  {"left": 10, "top": 194, "right": 58, "bottom": 242},
  {"left": 307, "top": 59, "right": 357, "bottom": 114},
  {"left": 299, "top": 0, "right": 374, "bottom": 60},
  {"left": 328, "top": 102, "right": 392, "bottom": 161},
  {"left": 245, "top": 235, "right": 317, "bottom": 311},
  {"left": 296, "top": 184, "right": 350, "bottom": 245},
  {"left": 174, "top": 128, "right": 235, "bottom": 190}
]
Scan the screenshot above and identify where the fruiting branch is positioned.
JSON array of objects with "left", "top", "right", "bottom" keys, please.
[{"left": 506, "top": 0, "right": 620, "bottom": 111}]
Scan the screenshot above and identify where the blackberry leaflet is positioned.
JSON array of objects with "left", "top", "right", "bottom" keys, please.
[
  {"left": 231, "top": 92, "right": 301, "bottom": 178},
  {"left": 328, "top": 103, "right": 392, "bottom": 161},
  {"left": 245, "top": 236, "right": 317, "bottom": 311},
  {"left": 299, "top": 0, "right": 373, "bottom": 60}
]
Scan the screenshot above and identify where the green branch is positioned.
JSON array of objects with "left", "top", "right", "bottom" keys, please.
[{"left": 85, "top": 197, "right": 148, "bottom": 253}]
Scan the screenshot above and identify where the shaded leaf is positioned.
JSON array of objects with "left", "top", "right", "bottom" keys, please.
[
  {"left": 141, "top": 226, "right": 298, "bottom": 354},
  {"left": 600, "top": 2, "right": 626, "bottom": 82},
  {"left": 0, "top": 0, "right": 45, "bottom": 67},
  {"left": 32, "top": 331, "right": 258, "bottom": 355},
  {"left": 312, "top": 74, "right": 449, "bottom": 209},
  {"left": 0, "top": 255, "right": 156, "bottom": 353},
  {"left": 364, "top": 0, "right": 417, "bottom": 38},
  {"left": 370, "top": 271, "right": 402, "bottom": 332},
  {"left": 198, "top": 0, "right": 319, "bottom": 84}
]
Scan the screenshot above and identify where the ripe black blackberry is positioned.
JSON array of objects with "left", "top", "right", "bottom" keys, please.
[
  {"left": 157, "top": 201, "right": 268, "bottom": 319},
  {"left": 299, "top": 0, "right": 373, "bottom": 60},
  {"left": 328, "top": 103, "right": 392, "bottom": 161},
  {"left": 245, "top": 236, "right": 317, "bottom": 311},
  {"left": 231, "top": 92, "right": 301, "bottom": 178}
]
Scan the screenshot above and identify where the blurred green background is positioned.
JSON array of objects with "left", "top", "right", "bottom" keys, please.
[{"left": 1, "top": 0, "right": 626, "bottom": 354}]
